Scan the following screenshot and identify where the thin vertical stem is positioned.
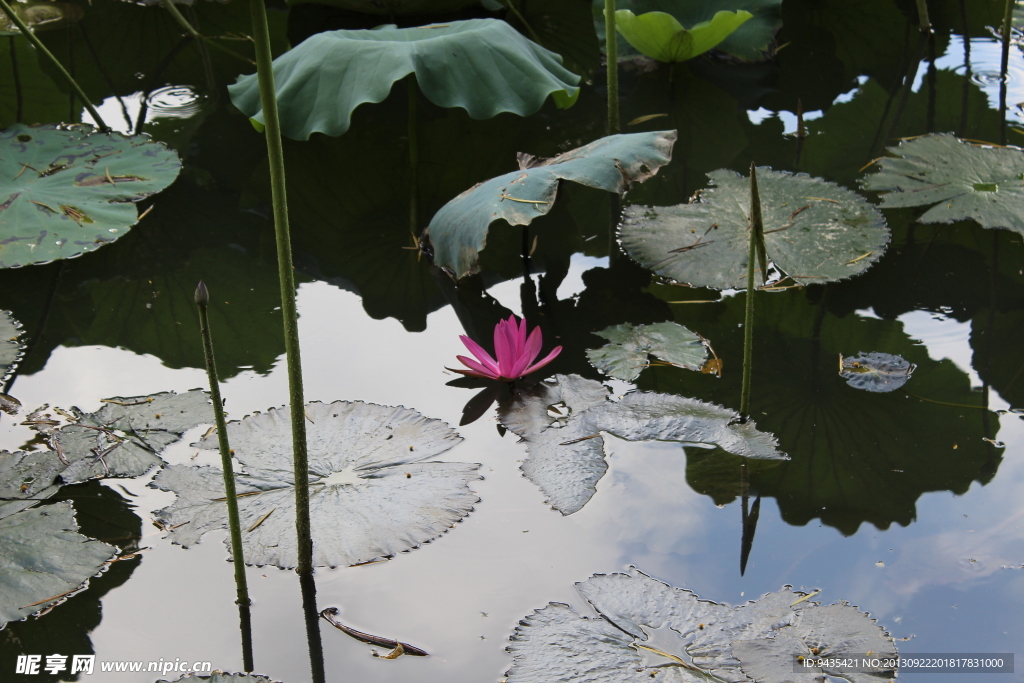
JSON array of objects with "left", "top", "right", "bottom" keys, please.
[
  {"left": 1000, "top": 0, "right": 1013, "bottom": 145},
  {"left": 0, "top": 0, "right": 106, "bottom": 130},
  {"left": 605, "top": 0, "right": 619, "bottom": 134},
  {"left": 915, "top": 0, "right": 932, "bottom": 33},
  {"left": 248, "top": 0, "right": 313, "bottom": 575},
  {"left": 195, "top": 281, "right": 251, "bottom": 609},
  {"left": 739, "top": 164, "right": 762, "bottom": 423}
]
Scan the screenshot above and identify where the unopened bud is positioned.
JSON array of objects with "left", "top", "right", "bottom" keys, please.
[{"left": 195, "top": 280, "right": 209, "bottom": 306}]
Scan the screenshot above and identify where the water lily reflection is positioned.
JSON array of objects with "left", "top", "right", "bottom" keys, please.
[{"left": 451, "top": 315, "right": 561, "bottom": 382}]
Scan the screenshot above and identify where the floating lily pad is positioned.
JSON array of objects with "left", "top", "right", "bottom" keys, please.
[
  {"left": 0, "top": 449, "right": 65, "bottom": 521},
  {"left": 508, "top": 567, "right": 897, "bottom": 683},
  {"left": 0, "top": 1, "right": 83, "bottom": 36},
  {"left": 0, "top": 124, "right": 181, "bottom": 268},
  {"left": 0, "top": 501, "right": 117, "bottom": 629},
  {"left": 861, "top": 134, "right": 1024, "bottom": 236},
  {"left": 620, "top": 167, "right": 889, "bottom": 289},
  {"left": 152, "top": 401, "right": 481, "bottom": 568},
  {"left": 615, "top": 9, "right": 752, "bottom": 63},
  {"left": 587, "top": 321, "right": 708, "bottom": 381},
  {"left": 228, "top": 19, "right": 581, "bottom": 140},
  {"left": 1, "top": 310, "right": 23, "bottom": 385},
  {"left": 285, "top": 0, "right": 476, "bottom": 14},
  {"left": 160, "top": 674, "right": 281, "bottom": 683},
  {"left": 427, "top": 131, "right": 676, "bottom": 279},
  {"left": 498, "top": 375, "right": 785, "bottom": 514},
  {"left": 840, "top": 352, "right": 914, "bottom": 393}
]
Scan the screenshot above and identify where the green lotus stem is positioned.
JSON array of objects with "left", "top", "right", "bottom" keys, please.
[
  {"left": 1000, "top": 0, "right": 1013, "bottom": 145},
  {"left": 194, "top": 281, "right": 251, "bottom": 607},
  {"left": 248, "top": 0, "right": 314, "bottom": 575},
  {"left": 915, "top": 0, "right": 931, "bottom": 33},
  {"left": 159, "top": 0, "right": 255, "bottom": 66},
  {"left": 0, "top": 0, "right": 107, "bottom": 131},
  {"left": 739, "top": 163, "right": 763, "bottom": 423},
  {"left": 409, "top": 77, "right": 418, "bottom": 233},
  {"left": 605, "top": 0, "right": 619, "bottom": 134}
]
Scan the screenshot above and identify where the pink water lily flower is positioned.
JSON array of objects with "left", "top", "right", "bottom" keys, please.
[{"left": 450, "top": 315, "right": 562, "bottom": 381}]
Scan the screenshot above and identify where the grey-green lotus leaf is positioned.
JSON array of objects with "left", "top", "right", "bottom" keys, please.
[
  {"left": 0, "top": 124, "right": 181, "bottom": 268},
  {"left": 160, "top": 674, "right": 281, "bottom": 683},
  {"left": 507, "top": 567, "right": 897, "bottom": 683},
  {"left": 152, "top": 401, "right": 481, "bottom": 568},
  {"left": 620, "top": 167, "right": 889, "bottom": 289},
  {"left": 1, "top": 310, "right": 23, "bottom": 385},
  {"left": 840, "top": 352, "right": 915, "bottom": 393},
  {"left": 427, "top": 130, "right": 676, "bottom": 278},
  {"left": 587, "top": 321, "right": 708, "bottom": 381},
  {"left": 228, "top": 19, "right": 581, "bottom": 140},
  {"left": 498, "top": 375, "right": 785, "bottom": 514},
  {"left": 0, "top": 501, "right": 117, "bottom": 628},
  {"left": 862, "top": 133, "right": 1024, "bottom": 236}
]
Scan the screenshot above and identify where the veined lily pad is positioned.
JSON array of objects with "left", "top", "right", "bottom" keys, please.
[
  {"left": 507, "top": 567, "right": 897, "bottom": 683},
  {"left": 426, "top": 131, "right": 676, "bottom": 279},
  {"left": 0, "top": 124, "right": 181, "bottom": 268},
  {"left": 840, "top": 352, "right": 914, "bottom": 393},
  {"left": 0, "top": 501, "right": 117, "bottom": 628},
  {"left": 615, "top": 9, "right": 752, "bottom": 63},
  {"left": 228, "top": 19, "right": 581, "bottom": 141},
  {"left": 0, "top": 1, "right": 82, "bottom": 36},
  {"left": 498, "top": 375, "right": 785, "bottom": 515},
  {"left": 152, "top": 401, "right": 481, "bottom": 568},
  {"left": 619, "top": 167, "right": 889, "bottom": 289},
  {"left": 861, "top": 134, "right": 1024, "bottom": 236},
  {"left": 586, "top": 321, "right": 709, "bottom": 381},
  {"left": 0, "top": 449, "right": 65, "bottom": 520},
  {"left": 1, "top": 310, "right": 23, "bottom": 385}
]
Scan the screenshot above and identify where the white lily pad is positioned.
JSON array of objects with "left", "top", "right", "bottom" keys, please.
[
  {"left": 840, "top": 352, "right": 915, "bottom": 393},
  {"left": 0, "top": 124, "right": 181, "bottom": 268},
  {"left": 586, "top": 322, "right": 708, "bottom": 381},
  {"left": 0, "top": 501, "right": 117, "bottom": 628},
  {"left": 426, "top": 131, "right": 676, "bottom": 279},
  {"left": 861, "top": 133, "right": 1024, "bottom": 235},
  {"left": 1, "top": 310, "right": 23, "bottom": 385},
  {"left": 151, "top": 401, "right": 481, "bottom": 568},
  {"left": 507, "top": 567, "right": 897, "bottom": 683},
  {"left": 619, "top": 168, "right": 889, "bottom": 289},
  {"left": 498, "top": 375, "right": 785, "bottom": 515}
]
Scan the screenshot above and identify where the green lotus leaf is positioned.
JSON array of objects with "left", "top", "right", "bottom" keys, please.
[
  {"left": 497, "top": 375, "right": 784, "bottom": 515},
  {"left": 426, "top": 130, "right": 676, "bottom": 279},
  {"left": 227, "top": 19, "right": 581, "bottom": 140},
  {"left": 587, "top": 321, "right": 709, "bottom": 381},
  {"left": 0, "top": 1, "right": 82, "bottom": 36},
  {"left": 1, "top": 310, "right": 23, "bottom": 386},
  {"left": 615, "top": 9, "right": 752, "bottom": 63},
  {"left": 620, "top": 167, "right": 889, "bottom": 289},
  {"left": 840, "top": 351, "right": 915, "bottom": 393},
  {"left": 507, "top": 567, "right": 896, "bottom": 683},
  {"left": 0, "top": 124, "right": 181, "bottom": 268},
  {"left": 0, "top": 501, "right": 118, "bottom": 628},
  {"left": 152, "top": 401, "right": 481, "bottom": 568},
  {"left": 861, "top": 133, "right": 1024, "bottom": 236},
  {"left": 633, "top": 0, "right": 782, "bottom": 62}
]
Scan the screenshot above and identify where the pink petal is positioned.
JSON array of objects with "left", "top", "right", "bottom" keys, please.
[
  {"left": 460, "top": 335, "right": 500, "bottom": 374},
  {"left": 522, "top": 345, "right": 562, "bottom": 376},
  {"left": 494, "top": 318, "right": 516, "bottom": 374},
  {"left": 506, "top": 327, "right": 542, "bottom": 379},
  {"left": 514, "top": 315, "right": 528, "bottom": 354},
  {"left": 455, "top": 355, "right": 502, "bottom": 380}
]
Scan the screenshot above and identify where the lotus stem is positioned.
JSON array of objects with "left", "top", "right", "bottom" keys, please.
[
  {"left": 159, "top": 0, "right": 255, "bottom": 66},
  {"left": 248, "top": 0, "right": 314, "bottom": 575},
  {"left": 1000, "top": 0, "right": 1013, "bottom": 144},
  {"left": 915, "top": 0, "right": 932, "bottom": 33},
  {"left": 0, "top": 0, "right": 107, "bottom": 131},
  {"left": 739, "top": 163, "right": 763, "bottom": 423},
  {"left": 605, "top": 0, "right": 619, "bottom": 134},
  {"left": 194, "top": 281, "right": 251, "bottom": 608}
]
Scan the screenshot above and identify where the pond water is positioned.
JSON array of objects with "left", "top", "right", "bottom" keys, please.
[{"left": 2, "top": 0, "right": 1024, "bottom": 682}]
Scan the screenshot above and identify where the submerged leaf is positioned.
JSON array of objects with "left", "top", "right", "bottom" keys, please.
[
  {"left": 498, "top": 375, "right": 784, "bottom": 514},
  {"left": 0, "top": 124, "right": 181, "bottom": 268},
  {"left": 587, "top": 321, "right": 708, "bottom": 381},
  {"left": 840, "top": 352, "right": 915, "bottom": 392},
  {"left": 152, "top": 401, "right": 481, "bottom": 568},
  {"left": 427, "top": 131, "right": 676, "bottom": 278},
  {"left": 1, "top": 310, "right": 24, "bottom": 385},
  {"left": 615, "top": 9, "right": 752, "bottom": 63},
  {"left": 861, "top": 133, "right": 1024, "bottom": 236},
  {"left": 620, "top": 168, "right": 889, "bottom": 289},
  {"left": 0, "top": 501, "right": 117, "bottom": 628},
  {"left": 228, "top": 19, "right": 580, "bottom": 140},
  {"left": 507, "top": 567, "right": 897, "bottom": 683}
]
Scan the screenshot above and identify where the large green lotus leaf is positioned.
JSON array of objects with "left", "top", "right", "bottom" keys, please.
[
  {"left": 633, "top": 0, "right": 782, "bottom": 62},
  {"left": 620, "top": 168, "right": 889, "bottom": 289},
  {"left": 508, "top": 567, "right": 896, "bottom": 683},
  {"left": 0, "top": 501, "right": 117, "bottom": 628},
  {"left": 426, "top": 130, "right": 676, "bottom": 278},
  {"left": 0, "top": 124, "right": 181, "bottom": 268},
  {"left": 587, "top": 321, "right": 708, "bottom": 381},
  {"left": 615, "top": 10, "right": 752, "bottom": 63},
  {"left": 497, "top": 375, "right": 784, "bottom": 515},
  {"left": 1, "top": 310, "right": 23, "bottom": 385},
  {"left": 0, "top": 1, "right": 82, "bottom": 36},
  {"left": 152, "top": 401, "right": 481, "bottom": 568},
  {"left": 861, "top": 134, "right": 1024, "bottom": 236},
  {"left": 227, "top": 19, "right": 581, "bottom": 140},
  {"left": 23, "top": 390, "right": 213, "bottom": 488}
]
